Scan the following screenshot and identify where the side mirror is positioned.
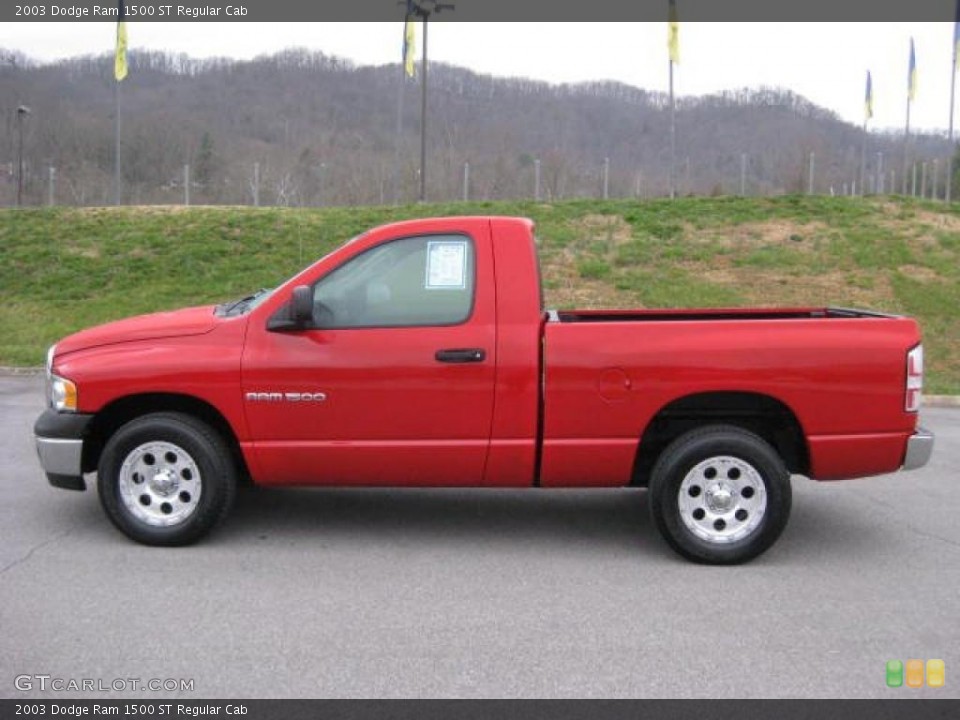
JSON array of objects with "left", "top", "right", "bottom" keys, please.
[
  {"left": 267, "top": 285, "right": 314, "bottom": 332},
  {"left": 291, "top": 286, "right": 314, "bottom": 326}
]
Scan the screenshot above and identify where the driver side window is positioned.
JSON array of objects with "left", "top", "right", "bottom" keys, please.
[{"left": 312, "top": 235, "right": 475, "bottom": 329}]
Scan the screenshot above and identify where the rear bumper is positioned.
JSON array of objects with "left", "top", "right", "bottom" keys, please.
[
  {"left": 902, "top": 427, "right": 934, "bottom": 471},
  {"left": 34, "top": 410, "right": 94, "bottom": 491}
]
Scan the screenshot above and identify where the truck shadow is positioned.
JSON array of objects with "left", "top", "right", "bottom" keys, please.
[
  {"left": 220, "top": 480, "right": 901, "bottom": 565},
  {"left": 226, "top": 486, "right": 663, "bottom": 556},
  {"left": 50, "top": 477, "right": 899, "bottom": 564}
]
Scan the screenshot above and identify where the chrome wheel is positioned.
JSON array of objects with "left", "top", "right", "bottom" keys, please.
[
  {"left": 677, "top": 455, "right": 767, "bottom": 545},
  {"left": 118, "top": 441, "right": 202, "bottom": 527}
]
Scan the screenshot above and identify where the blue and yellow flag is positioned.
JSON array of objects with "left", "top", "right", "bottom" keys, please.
[
  {"left": 114, "top": 0, "right": 127, "bottom": 81},
  {"left": 865, "top": 71, "right": 873, "bottom": 121},
  {"left": 403, "top": 16, "right": 417, "bottom": 78},
  {"left": 668, "top": 0, "right": 680, "bottom": 65},
  {"left": 908, "top": 37, "right": 917, "bottom": 102}
]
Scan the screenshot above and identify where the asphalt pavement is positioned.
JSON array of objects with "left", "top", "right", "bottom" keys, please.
[{"left": 2, "top": 375, "right": 957, "bottom": 699}]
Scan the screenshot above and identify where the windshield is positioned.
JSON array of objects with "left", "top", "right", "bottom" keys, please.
[{"left": 213, "top": 234, "right": 365, "bottom": 318}]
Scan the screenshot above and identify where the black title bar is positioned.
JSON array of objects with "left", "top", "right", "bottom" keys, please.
[
  {"left": 1, "top": 700, "right": 960, "bottom": 720},
  {"left": 5, "top": 0, "right": 960, "bottom": 22}
]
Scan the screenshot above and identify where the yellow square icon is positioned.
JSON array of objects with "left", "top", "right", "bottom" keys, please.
[
  {"left": 906, "top": 659, "right": 925, "bottom": 688},
  {"left": 927, "top": 659, "right": 945, "bottom": 688}
]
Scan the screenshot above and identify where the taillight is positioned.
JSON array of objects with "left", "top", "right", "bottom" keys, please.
[{"left": 905, "top": 345, "right": 923, "bottom": 413}]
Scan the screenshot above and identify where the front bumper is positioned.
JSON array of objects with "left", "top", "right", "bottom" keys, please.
[
  {"left": 34, "top": 410, "right": 94, "bottom": 491},
  {"left": 902, "top": 427, "right": 935, "bottom": 471}
]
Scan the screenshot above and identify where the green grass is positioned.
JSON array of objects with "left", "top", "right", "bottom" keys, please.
[
  {"left": 2, "top": 195, "right": 959, "bottom": 393},
  {"left": 577, "top": 258, "right": 611, "bottom": 280}
]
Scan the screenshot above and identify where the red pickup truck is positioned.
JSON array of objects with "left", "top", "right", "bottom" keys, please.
[{"left": 34, "top": 216, "right": 933, "bottom": 563}]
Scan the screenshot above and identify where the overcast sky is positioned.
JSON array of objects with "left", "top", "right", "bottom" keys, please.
[{"left": 4, "top": 22, "right": 959, "bottom": 134}]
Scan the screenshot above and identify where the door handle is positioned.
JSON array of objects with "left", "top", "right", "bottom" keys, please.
[{"left": 435, "top": 348, "right": 486, "bottom": 364}]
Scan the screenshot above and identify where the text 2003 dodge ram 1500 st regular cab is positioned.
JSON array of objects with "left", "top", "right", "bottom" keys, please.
[{"left": 34, "top": 216, "right": 934, "bottom": 564}]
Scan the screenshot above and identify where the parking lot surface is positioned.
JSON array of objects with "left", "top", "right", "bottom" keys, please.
[{"left": 2, "top": 375, "right": 957, "bottom": 699}]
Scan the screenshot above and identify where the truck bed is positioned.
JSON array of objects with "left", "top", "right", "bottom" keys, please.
[{"left": 540, "top": 309, "right": 920, "bottom": 487}]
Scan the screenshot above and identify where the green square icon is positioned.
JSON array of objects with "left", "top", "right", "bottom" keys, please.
[{"left": 887, "top": 660, "right": 904, "bottom": 688}]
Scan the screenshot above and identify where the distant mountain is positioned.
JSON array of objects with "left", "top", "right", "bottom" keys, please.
[{"left": 0, "top": 48, "right": 952, "bottom": 206}]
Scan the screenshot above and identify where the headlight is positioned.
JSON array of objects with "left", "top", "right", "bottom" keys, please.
[
  {"left": 50, "top": 375, "right": 78, "bottom": 413},
  {"left": 46, "top": 345, "right": 77, "bottom": 413}
]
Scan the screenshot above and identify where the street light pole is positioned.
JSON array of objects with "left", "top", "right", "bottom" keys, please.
[
  {"left": 17, "top": 105, "right": 31, "bottom": 206},
  {"left": 406, "top": 0, "right": 454, "bottom": 204}
]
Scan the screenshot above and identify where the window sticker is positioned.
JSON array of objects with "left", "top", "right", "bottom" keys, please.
[{"left": 425, "top": 240, "right": 468, "bottom": 289}]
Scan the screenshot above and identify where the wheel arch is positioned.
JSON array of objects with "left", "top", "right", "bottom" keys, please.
[
  {"left": 82, "top": 393, "right": 250, "bottom": 483},
  {"left": 632, "top": 391, "right": 808, "bottom": 487}
]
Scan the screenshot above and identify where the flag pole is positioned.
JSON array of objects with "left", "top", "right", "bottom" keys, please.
[
  {"left": 669, "top": 56, "right": 676, "bottom": 200},
  {"left": 948, "top": 18, "right": 958, "bottom": 203},
  {"left": 861, "top": 71, "right": 871, "bottom": 197},
  {"left": 419, "top": 11, "right": 428, "bottom": 204},
  {"left": 392, "top": 60, "right": 405, "bottom": 205},
  {"left": 903, "top": 99, "right": 912, "bottom": 196},
  {"left": 902, "top": 38, "right": 915, "bottom": 196},
  {"left": 949, "top": 65, "right": 956, "bottom": 203},
  {"left": 667, "top": 0, "right": 679, "bottom": 200},
  {"left": 113, "top": 0, "right": 127, "bottom": 206},
  {"left": 860, "top": 115, "right": 868, "bottom": 197},
  {"left": 393, "top": 16, "right": 409, "bottom": 205},
  {"left": 114, "top": 79, "right": 122, "bottom": 206}
]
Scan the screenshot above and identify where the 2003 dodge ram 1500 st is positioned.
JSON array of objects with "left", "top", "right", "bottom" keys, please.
[{"left": 34, "top": 216, "right": 934, "bottom": 563}]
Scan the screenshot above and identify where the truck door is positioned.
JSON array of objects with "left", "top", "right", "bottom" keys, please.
[{"left": 241, "top": 227, "right": 496, "bottom": 486}]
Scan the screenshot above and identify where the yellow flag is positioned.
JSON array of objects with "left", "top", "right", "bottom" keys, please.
[
  {"left": 403, "top": 18, "right": 417, "bottom": 78},
  {"left": 668, "top": 0, "right": 680, "bottom": 65},
  {"left": 114, "top": 0, "right": 128, "bottom": 82}
]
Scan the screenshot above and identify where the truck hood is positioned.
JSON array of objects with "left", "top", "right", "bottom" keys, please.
[{"left": 55, "top": 305, "right": 220, "bottom": 357}]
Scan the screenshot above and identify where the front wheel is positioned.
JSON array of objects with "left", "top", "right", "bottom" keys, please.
[
  {"left": 649, "top": 425, "right": 792, "bottom": 564},
  {"left": 98, "top": 412, "right": 237, "bottom": 546}
]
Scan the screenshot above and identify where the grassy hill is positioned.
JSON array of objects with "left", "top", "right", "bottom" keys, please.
[{"left": 2, "top": 196, "right": 958, "bottom": 394}]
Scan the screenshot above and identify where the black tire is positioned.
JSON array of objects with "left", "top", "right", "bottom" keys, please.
[
  {"left": 98, "top": 412, "right": 237, "bottom": 546},
  {"left": 649, "top": 425, "right": 792, "bottom": 565}
]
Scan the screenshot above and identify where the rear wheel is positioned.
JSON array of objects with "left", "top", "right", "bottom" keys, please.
[
  {"left": 649, "top": 425, "right": 792, "bottom": 564},
  {"left": 98, "top": 413, "right": 236, "bottom": 546}
]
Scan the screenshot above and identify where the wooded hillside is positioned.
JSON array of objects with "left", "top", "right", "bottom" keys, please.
[{"left": 0, "top": 48, "right": 952, "bottom": 206}]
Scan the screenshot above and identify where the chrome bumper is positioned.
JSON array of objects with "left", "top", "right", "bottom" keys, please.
[{"left": 902, "top": 427, "right": 934, "bottom": 471}]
